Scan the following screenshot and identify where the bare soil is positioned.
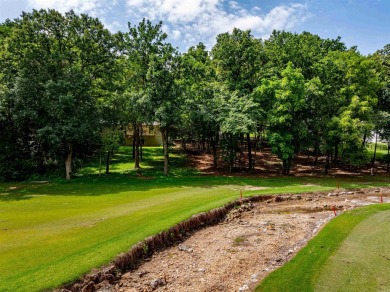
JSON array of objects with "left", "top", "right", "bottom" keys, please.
[
  {"left": 185, "top": 146, "right": 389, "bottom": 177},
  {"left": 101, "top": 188, "right": 390, "bottom": 292}
]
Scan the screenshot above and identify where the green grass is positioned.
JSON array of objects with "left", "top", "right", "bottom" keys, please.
[
  {"left": 315, "top": 208, "right": 390, "bottom": 291},
  {"left": 77, "top": 146, "right": 200, "bottom": 177},
  {"left": 256, "top": 203, "right": 390, "bottom": 292},
  {"left": 1, "top": 146, "right": 390, "bottom": 291},
  {"left": 367, "top": 142, "right": 389, "bottom": 161}
]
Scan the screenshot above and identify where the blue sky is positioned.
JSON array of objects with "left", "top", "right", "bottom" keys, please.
[{"left": 0, "top": 0, "right": 389, "bottom": 55}]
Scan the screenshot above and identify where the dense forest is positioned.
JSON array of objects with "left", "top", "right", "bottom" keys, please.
[{"left": 0, "top": 9, "right": 389, "bottom": 180}]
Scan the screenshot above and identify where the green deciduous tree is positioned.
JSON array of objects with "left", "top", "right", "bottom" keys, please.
[
  {"left": 258, "top": 63, "right": 307, "bottom": 174},
  {"left": 212, "top": 28, "right": 264, "bottom": 171},
  {"left": 4, "top": 9, "right": 116, "bottom": 179},
  {"left": 264, "top": 30, "right": 346, "bottom": 80},
  {"left": 121, "top": 19, "right": 171, "bottom": 170},
  {"left": 313, "top": 49, "right": 381, "bottom": 172},
  {"left": 147, "top": 43, "right": 181, "bottom": 175},
  {"left": 179, "top": 43, "right": 222, "bottom": 167},
  {"left": 218, "top": 91, "right": 258, "bottom": 172}
]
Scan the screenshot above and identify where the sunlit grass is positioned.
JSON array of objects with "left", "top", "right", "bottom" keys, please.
[
  {"left": 367, "top": 142, "right": 389, "bottom": 160},
  {"left": 77, "top": 146, "right": 199, "bottom": 177},
  {"left": 315, "top": 208, "right": 390, "bottom": 291},
  {"left": 0, "top": 146, "right": 390, "bottom": 291}
]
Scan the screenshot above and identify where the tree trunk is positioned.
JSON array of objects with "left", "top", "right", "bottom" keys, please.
[
  {"left": 325, "top": 151, "right": 330, "bottom": 175},
  {"left": 212, "top": 131, "right": 219, "bottom": 169},
  {"left": 372, "top": 133, "right": 378, "bottom": 167},
  {"left": 252, "top": 133, "right": 260, "bottom": 170},
  {"left": 334, "top": 143, "right": 339, "bottom": 165},
  {"left": 387, "top": 142, "right": 389, "bottom": 173},
  {"left": 140, "top": 127, "right": 143, "bottom": 161},
  {"left": 132, "top": 137, "right": 135, "bottom": 159},
  {"left": 162, "top": 128, "right": 169, "bottom": 175},
  {"left": 36, "top": 143, "right": 46, "bottom": 174},
  {"left": 202, "top": 133, "right": 206, "bottom": 152},
  {"left": 106, "top": 150, "right": 110, "bottom": 174},
  {"left": 362, "top": 130, "right": 367, "bottom": 147},
  {"left": 181, "top": 137, "right": 186, "bottom": 151},
  {"left": 282, "top": 159, "right": 288, "bottom": 175},
  {"left": 282, "top": 156, "right": 292, "bottom": 175},
  {"left": 134, "top": 124, "right": 140, "bottom": 169},
  {"left": 314, "top": 140, "right": 319, "bottom": 165},
  {"left": 257, "top": 129, "right": 262, "bottom": 152},
  {"left": 247, "top": 133, "right": 253, "bottom": 173},
  {"left": 65, "top": 144, "right": 73, "bottom": 180}
]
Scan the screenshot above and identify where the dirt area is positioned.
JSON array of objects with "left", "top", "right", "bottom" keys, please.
[
  {"left": 100, "top": 188, "right": 390, "bottom": 292},
  {"left": 185, "top": 146, "right": 389, "bottom": 177}
]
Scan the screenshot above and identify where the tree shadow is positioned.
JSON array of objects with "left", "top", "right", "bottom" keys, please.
[{"left": 2, "top": 146, "right": 386, "bottom": 202}]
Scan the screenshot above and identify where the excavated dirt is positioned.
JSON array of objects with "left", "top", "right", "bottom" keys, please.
[{"left": 94, "top": 188, "right": 390, "bottom": 292}]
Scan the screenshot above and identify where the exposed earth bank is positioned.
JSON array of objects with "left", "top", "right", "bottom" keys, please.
[{"left": 70, "top": 188, "right": 390, "bottom": 292}]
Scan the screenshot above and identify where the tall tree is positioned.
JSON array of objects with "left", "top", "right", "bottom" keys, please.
[
  {"left": 217, "top": 91, "right": 258, "bottom": 172},
  {"left": 0, "top": 20, "right": 23, "bottom": 180},
  {"left": 146, "top": 43, "right": 181, "bottom": 175},
  {"left": 261, "top": 63, "right": 307, "bottom": 174},
  {"left": 121, "top": 19, "right": 170, "bottom": 170},
  {"left": 212, "top": 28, "right": 264, "bottom": 171},
  {"left": 374, "top": 44, "right": 390, "bottom": 113},
  {"left": 314, "top": 49, "right": 381, "bottom": 171},
  {"left": 264, "top": 30, "right": 346, "bottom": 79},
  {"left": 5, "top": 9, "right": 116, "bottom": 179},
  {"left": 179, "top": 43, "right": 221, "bottom": 167}
]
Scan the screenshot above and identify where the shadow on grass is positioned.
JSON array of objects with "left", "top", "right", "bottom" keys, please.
[
  {"left": 1, "top": 146, "right": 389, "bottom": 202},
  {"left": 78, "top": 146, "right": 198, "bottom": 177},
  {"left": 2, "top": 173, "right": 388, "bottom": 202}
]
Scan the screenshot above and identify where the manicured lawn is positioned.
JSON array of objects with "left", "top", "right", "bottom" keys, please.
[
  {"left": 0, "top": 177, "right": 240, "bottom": 291},
  {"left": 315, "top": 208, "right": 390, "bottom": 291},
  {"left": 256, "top": 203, "right": 390, "bottom": 292},
  {"left": 1, "top": 147, "right": 390, "bottom": 291}
]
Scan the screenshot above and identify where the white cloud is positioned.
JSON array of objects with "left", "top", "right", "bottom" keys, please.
[
  {"left": 27, "top": 0, "right": 104, "bottom": 16},
  {"left": 25, "top": 0, "right": 311, "bottom": 51},
  {"left": 127, "top": 0, "right": 217, "bottom": 23},
  {"left": 125, "top": 0, "right": 310, "bottom": 50},
  {"left": 229, "top": 1, "right": 240, "bottom": 10},
  {"left": 172, "top": 29, "right": 181, "bottom": 40},
  {"left": 104, "top": 20, "right": 124, "bottom": 32}
]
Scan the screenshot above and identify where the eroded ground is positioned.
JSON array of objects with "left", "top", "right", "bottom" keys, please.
[{"left": 102, "top": 188, "right": 390, "bottom": 292}]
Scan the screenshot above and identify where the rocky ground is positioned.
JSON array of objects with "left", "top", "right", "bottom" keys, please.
[{"left": 91, "top": 188, "right": 389, "bottom": 292}]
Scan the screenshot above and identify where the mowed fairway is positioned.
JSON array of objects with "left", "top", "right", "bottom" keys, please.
[
  {"left": 1, "top": 147, "right": 390, "bottom": 291},
  {"left": 256, "top": 203, "right": 390, "bottom": 292},
  {"left": 0, "top": 178, "right": 242, "bottom": 291}
]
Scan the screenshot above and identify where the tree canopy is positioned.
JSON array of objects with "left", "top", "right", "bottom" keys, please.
[{"left": 0, "top": 9, "right": 388, "bottom": 180}]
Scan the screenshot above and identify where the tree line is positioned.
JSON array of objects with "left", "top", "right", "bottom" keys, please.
[{"left": 0, "top": 9, "right": 389, "bottom": 180}]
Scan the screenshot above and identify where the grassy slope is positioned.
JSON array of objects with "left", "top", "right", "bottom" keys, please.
[
  {"left": 315, "top": 209, "right": 390, "bottom": 291},
  {"left": 1, "top": 147, "right": 390, "bottom": 291},
  {"left": 256, "top": 203, "right": 390, "bottom": 292}
]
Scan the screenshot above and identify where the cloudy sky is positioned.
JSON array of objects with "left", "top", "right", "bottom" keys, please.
[{"left": 0, "top": 0, "right": 389, "bottom": 55}]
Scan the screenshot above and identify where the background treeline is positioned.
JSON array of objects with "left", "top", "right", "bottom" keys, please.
[{"left": 0, "top": 9, "right": 389, "bottom": 180}]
